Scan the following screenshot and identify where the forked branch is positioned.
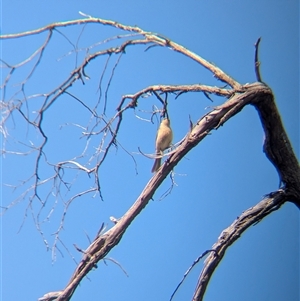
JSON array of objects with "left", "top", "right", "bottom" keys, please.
[{"left": 192, "top": 189, "right": 290, "bottom": 300}]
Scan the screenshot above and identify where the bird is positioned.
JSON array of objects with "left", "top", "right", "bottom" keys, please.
[{"left": 151, "top": 118, "right": 173, "bottom": 173}]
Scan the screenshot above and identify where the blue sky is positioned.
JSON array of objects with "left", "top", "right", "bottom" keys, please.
[{"left": 1, "top": 1, "right": 299, "bottom": 301}]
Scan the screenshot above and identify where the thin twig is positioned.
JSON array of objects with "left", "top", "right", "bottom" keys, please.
[{"left": 254, "top": 37, "right": 262, "bottom": 82}]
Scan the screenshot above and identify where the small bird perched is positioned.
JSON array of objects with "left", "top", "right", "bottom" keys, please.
[{"left": 151, "top": 118, "right": 173, "bottom": 173}]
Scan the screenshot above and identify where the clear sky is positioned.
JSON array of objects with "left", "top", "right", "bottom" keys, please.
[{"left": 1, "top": 1, "right": 299, "bottom": 301}]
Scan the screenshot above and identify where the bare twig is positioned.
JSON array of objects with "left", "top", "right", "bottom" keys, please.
[
  {"left": 254, "top": 37, "right": 263, "bottom": 82},
  {"left": 170, "top": 249, "right": 216, "bottom": 301}
]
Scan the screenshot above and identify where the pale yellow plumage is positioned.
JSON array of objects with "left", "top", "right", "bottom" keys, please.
[{"left": 151, "top": 118, "right": 173, "bottom": 173}]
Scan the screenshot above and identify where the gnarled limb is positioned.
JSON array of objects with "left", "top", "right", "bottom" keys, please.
[{"left": 192, "top": 189, "right": 290, "bottom": 301}]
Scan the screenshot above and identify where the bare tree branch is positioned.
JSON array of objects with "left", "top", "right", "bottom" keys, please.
[
  {"left": 192, "top": 189, "right": 290, "bottom": 300},
  {"left": 254, "top": 37, "right": 262, "bottom": 82}
]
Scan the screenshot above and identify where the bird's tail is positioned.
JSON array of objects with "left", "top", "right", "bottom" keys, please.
[{"left": 151, "top": 158, "right": 161, "bottom": 173}]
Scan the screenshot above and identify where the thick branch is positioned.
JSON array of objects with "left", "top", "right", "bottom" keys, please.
[
  {"left": 192, "top": 189, "right": 290, "bottom": 300},
  {"left": 252, "top": 95, "right": 300, "bottom": 206}
]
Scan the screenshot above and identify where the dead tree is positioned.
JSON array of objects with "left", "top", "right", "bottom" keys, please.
[{"left": 1, "top": 13, "right": 299, "bottom": 301}]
